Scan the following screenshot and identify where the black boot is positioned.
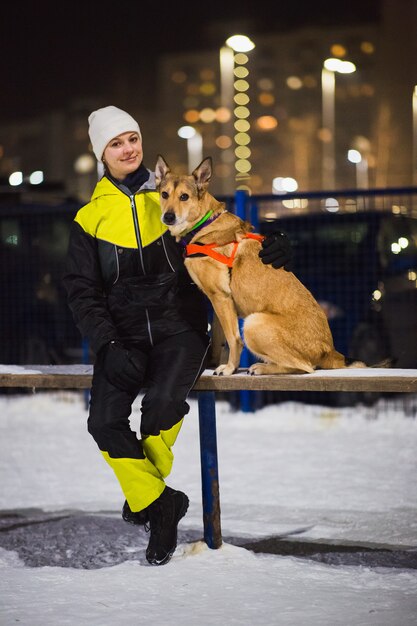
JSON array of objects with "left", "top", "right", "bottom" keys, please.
[
  {"left": 122, "top": 500, "right": 148, "bottom": 525},
  {"left": 145, "top": 486, "right": 189, "bottom": 566}
]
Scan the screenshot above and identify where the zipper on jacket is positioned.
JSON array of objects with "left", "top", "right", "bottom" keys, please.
[
  {"left": 130, "top": 195, "right": 146, "bottom": 275},
  {"left": 161, "top": 235, "right": 176, "bottom": 271},
  {"left": 130, "top": 194, "right": 154, "bottom": 346}
]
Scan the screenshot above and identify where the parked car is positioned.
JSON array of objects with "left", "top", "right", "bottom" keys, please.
[
  {"left": 259, "top": 209, "right": 417, "bottom": 404},
  {"left": 0, "top": 196, "right": 83, "bottom": 365}
]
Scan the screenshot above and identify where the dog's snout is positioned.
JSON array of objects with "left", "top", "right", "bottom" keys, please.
[{"left": 163, "top": 212, "right": 177, "bottom": 225}]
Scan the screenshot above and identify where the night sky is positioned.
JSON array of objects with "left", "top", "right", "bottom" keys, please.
[{"left": 1, "top": 0, "right": 381, "bottom": 122}]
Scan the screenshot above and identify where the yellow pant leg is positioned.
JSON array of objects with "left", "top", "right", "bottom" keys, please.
[
  {"left": 142, "top": 418, "right": 184, "bottom": 479},
  {"left": 101, "top": 452, "right": 165, "bottom": 512}
]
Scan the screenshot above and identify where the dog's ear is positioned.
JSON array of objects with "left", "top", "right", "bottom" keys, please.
[
  {"left": 155, "top": 155, "right": 170, "bottom": 188},
  {"left": 192, "top": 157, "right": 212, "bottom": 194}
]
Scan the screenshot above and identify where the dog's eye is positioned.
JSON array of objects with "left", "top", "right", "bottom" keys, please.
[
  {"left": 180, "top": 193, "right": 189, "bottom": 201},
  {"left": 161, "top": 191, "right": 169, "bottom": 199}
]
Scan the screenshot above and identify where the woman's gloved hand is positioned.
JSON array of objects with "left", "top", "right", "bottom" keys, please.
[
  {"left": 259, "top": 231, "right": 293, "bottom": 271},
  {"left": 101, "top": 340, "right": 144, "bottom": 391}
]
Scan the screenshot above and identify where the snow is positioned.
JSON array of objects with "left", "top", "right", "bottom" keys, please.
[{"left": 1, "top": 391, "right": 417, "bottom": 625}]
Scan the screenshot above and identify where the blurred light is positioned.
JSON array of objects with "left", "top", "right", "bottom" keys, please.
[
  {"left": 347, "top": 149, "right": 362, "bottom": 163},
  {"left": 234, "top": 79, "right": 250, "bottom": 92},
  {"left": 317, "top": 128, "right": 332, "bottom": 142},
  {"left": 256, "top": 115, "right": 278, "bottom": 131},
  {"left": 226, "top": 35, "right": 255, "bottom": 52},
  {"left": 200, "top": 108, "right": 216, "bottom": 123},
  {"left": 353, "top": 135, "right": 371, "bottom": 152},
  {"left": 408, "top": 271, "right": 417, "bottom": 281},
  {"left": 234, "top": 93, "right": 250, "bottom": 105},
  {"left": 372, "top": 289, "right": 382, "bottom": 301},
  {"left": 325, "top": 198, "right": 340, "bottom": 212},
  {"left": 272, "top": 177, "right": 285, "bottom": 194},
  {"left": 398, "top": 237, "right": 409, "bottom": 249},
  {"left": 215, "top": 107, "right": 231, "bottom": 123},
  {"left": 258, "top": 92, "right": 275, "bottom": 106},
  {"left": 391, "top": 242, "right": 401, "bottom": 254},
  {"left": 360, "top": 41, "right": 375, "bottom": 54},
  {"left": 9, "top": 171, "right": 23, "bottom": 186},
  {"left": 235, "top": 146, "right": 251, "bottom": 159},
  {"left": 235, "top": 159, "right": 251, "bottom": 173},
  {"left": 282, "top": 177, "right": 298, "bottom": 192},
  {"left": 234, "top": 106, "right": 250, "bottom": 119},
  {"left": 29, "top": 170, "right": 44, "bottom": 184},
  {"left": 330, "top": 44, "right": 347, "bottom": 57},
  {"left": 183, "top": 109, "right": 200, "bottom": 123},
  {"left": 272, "top": 177, "right": 298, "bottom": 194},
  {"left": 282, "top": 198, "right": 308, "bottom": 210},
  {"left": 338, "top": 60, "right": 356, "bottom": 74},
  {"left": 74, "top": 154, "right": 95, "bottom": 175},
  {"left": 234, "top": 53, "right": 248, "bottom": 65},
  {"left": 216, "top": 135, "right": 232, "bottom": 149},
  {"left": 200, "top": 82, "right": 216, "bottom": 96},
  {"left": 286, "top": 76, "right": 303, "bottom": 90},
  {"left": 234, "top": 132, "right": 251, "bottom": 145},
  {"left": 234, "top": 119, "right": 250, "bottom": 132},
  {"left": 323, "top": 58, "right": 356, "bottom": 74},
  {"left": 178, "top": 126, "right": 196, "bottom": 139},
  {"left": 234, "top": 66, "right": 249, "bottom": 78}
]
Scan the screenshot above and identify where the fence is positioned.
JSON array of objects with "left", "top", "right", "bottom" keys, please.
[{"left": 1, "top": 187, "right": 417, "bottom": 407}]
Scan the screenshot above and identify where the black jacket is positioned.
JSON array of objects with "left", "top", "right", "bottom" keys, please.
[{"left": 63, "top": 170, "right": 208, "bottom": 355}]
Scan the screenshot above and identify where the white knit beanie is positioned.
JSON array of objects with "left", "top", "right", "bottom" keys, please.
[{"left": 88, "top": 106, "right": 142, "bottom": 161}]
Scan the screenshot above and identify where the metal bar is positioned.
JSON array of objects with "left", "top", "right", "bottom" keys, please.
[
  {"left": 234, "top": 190, "right": 254, "bottom": 412},
  {"left": 198, "top": 391, "right": 222, "bottom": 549}
]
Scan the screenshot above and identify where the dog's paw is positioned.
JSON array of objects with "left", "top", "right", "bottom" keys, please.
[
  {"left": 214, "top": 364, "right": 237, "bottom": 376},
  {"left": 248, "top": 363, "right": 268, "bottom": 375}
]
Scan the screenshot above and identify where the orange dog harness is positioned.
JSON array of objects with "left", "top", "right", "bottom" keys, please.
[{"left": 185, "top": 232, "right": 265, "bottom": 268}]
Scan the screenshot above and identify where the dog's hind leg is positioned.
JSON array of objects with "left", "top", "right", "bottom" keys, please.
[{"left": 243, "top": 313, "right": 315, "bottom": 375}]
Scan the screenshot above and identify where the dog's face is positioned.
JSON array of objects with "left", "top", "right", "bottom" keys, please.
[{"left": 155, "top": 155, "right": 213, "bottom": 236}]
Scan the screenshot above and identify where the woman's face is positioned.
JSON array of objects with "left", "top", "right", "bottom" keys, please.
[{"left": 102, "top": 131, "right": 143, "bottom": 180}]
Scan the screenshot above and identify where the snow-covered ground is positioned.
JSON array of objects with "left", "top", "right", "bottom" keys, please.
[{"left": 0, "top": 390, "right": 416, "bottom": 625}]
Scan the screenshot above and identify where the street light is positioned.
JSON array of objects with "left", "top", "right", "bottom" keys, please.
[
  {"left": 219, "top": 34, "right": 255, "bottom": 194},
  {"left": 347, "top": 149, "right": 369, "bottom": 189},
  {"left": 413, "top": 85, "right": 417, "bottom": 186},
  {"left": 178, "top": 126, "right": 203, "bottom": 171},
  {"left": 321, "top": 58, "right": 356, "bottom": 190}
]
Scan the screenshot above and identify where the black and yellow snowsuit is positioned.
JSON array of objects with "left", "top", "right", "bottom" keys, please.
[{"left": 63, "top": 170, "right": 209, "bottom": 511}]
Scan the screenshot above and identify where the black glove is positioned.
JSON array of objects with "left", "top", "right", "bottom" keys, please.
[
  {"left": 101, "top": 340, "right": 144, "bottom": 392},
  {"left": 259, "top": 231, "right": 293, "bottom": 271}
]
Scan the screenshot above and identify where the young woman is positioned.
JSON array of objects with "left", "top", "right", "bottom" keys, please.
[{"left": 63, "top": 106, "right": 292, "bottom": 565}]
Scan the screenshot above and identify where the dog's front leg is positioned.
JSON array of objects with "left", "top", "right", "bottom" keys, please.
[{"left": 210, "top": 295, "right": 243, "bottom": 375}]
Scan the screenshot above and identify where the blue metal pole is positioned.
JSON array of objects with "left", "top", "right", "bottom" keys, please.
[
  {"left": 250, "top": 198, "right": 259, "bottom": 231},
  {"left": 198, "top": 391, "right": 222, "bottom": 549},
  {"left": 235, "top": 190, "right": 254, "bottom": 412}
]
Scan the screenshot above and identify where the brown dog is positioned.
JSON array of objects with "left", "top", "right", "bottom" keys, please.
[{"left": 155, "top": 155, "right": 365, "bottom": 375}]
